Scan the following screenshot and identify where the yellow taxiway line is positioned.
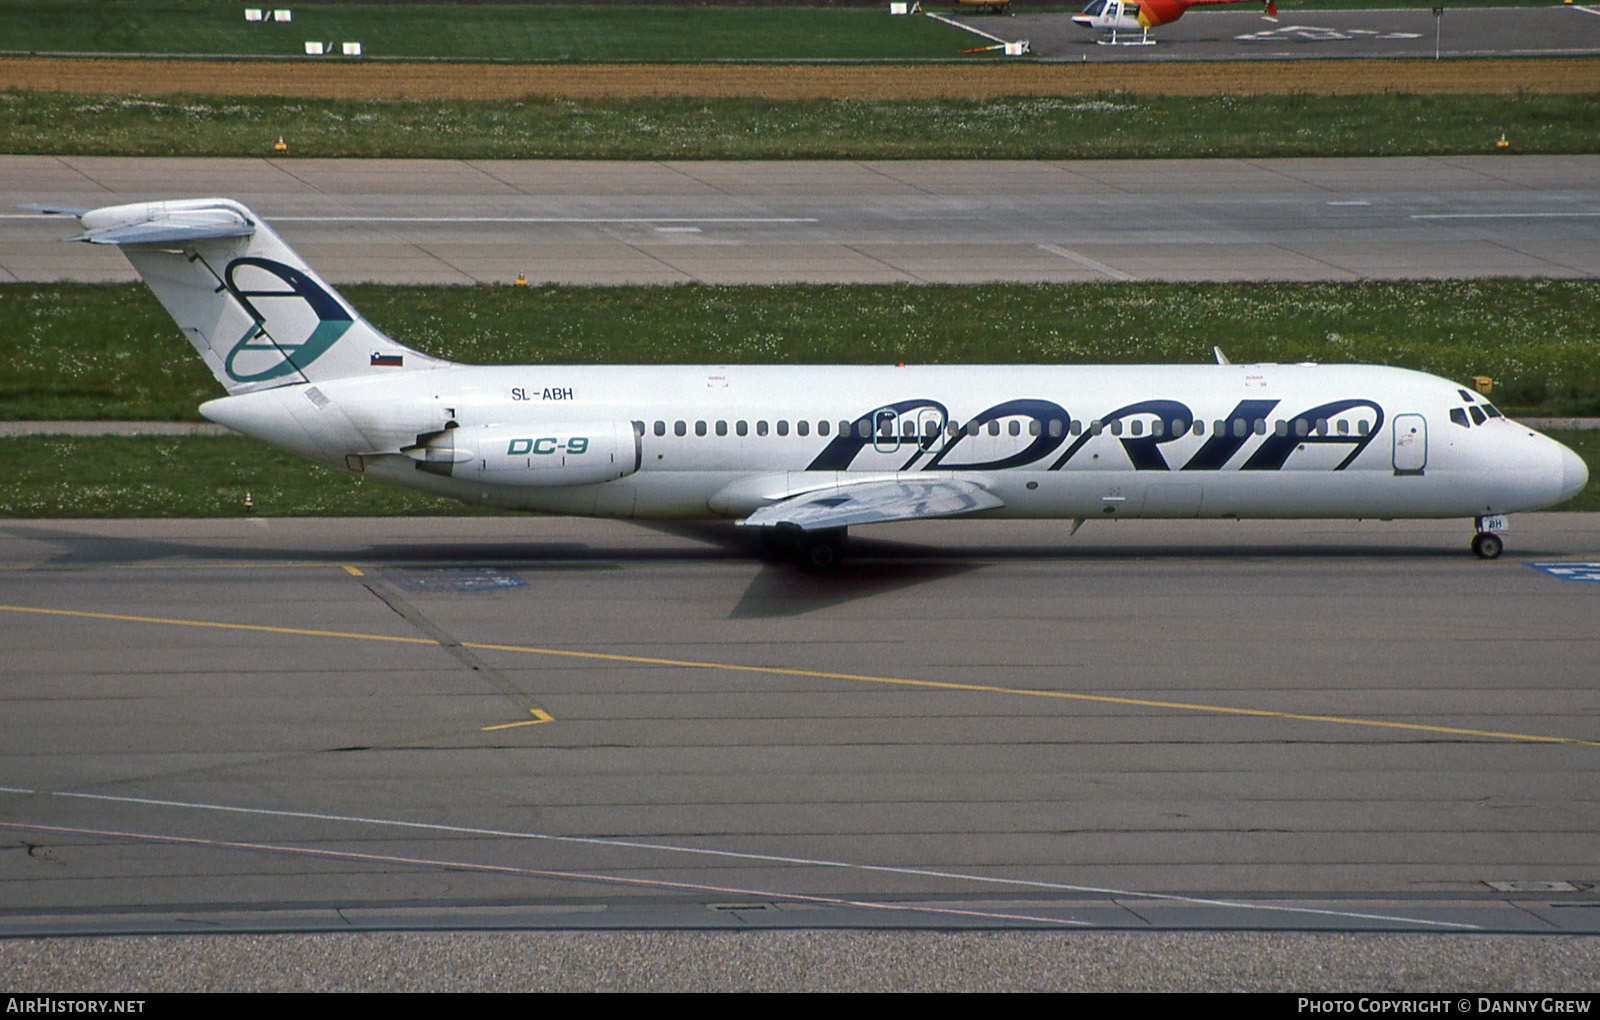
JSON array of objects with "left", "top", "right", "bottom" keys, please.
[{"left": 2, "top": 602, "right": 1595, "bottom": 748}]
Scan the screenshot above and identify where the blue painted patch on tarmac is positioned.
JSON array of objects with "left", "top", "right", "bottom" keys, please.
[
  {"left": 394, "top": 568, "right": 528, "bottom": 593},
  {"left": 1527, "top": 562, "right": 1600, "bottom": 583}
]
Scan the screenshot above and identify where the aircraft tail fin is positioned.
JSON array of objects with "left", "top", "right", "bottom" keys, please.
[{"left": 62, "top": 198, "right": 446, "bottom": 395}]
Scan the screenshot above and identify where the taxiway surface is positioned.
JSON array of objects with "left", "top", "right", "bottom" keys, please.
[
  {"left": 3, "top": 515, "right": 1597, "bottom": 937},
  {"left": 5, "top": 154, "right": 1598, "bottom": 284}
]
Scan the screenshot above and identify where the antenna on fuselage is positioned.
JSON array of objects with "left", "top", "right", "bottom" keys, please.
[{"left": 1213, "top": 346, "right": 1231, "bottom": 365}]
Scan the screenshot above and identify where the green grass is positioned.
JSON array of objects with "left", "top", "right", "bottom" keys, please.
[
  {"left": 0, "top": 434, "right": 499, "bottom": 517},
  {"left": 0, "top": 1, "right": 975, "bottom": 61},
  {"left": 5, "top": 280, "right": 1599, "bottom": 421},
  {"left": 3, "top": 429, "right": 1595, "bottom": 517},
  {"left": 6, "top": 90, "right": 1597, "bottom": 160}
]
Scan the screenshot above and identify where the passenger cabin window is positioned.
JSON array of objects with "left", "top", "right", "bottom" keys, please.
[
  {"left": 737, "top": 420, "right": 749, "bottom": 437},
  {"left": 1110, "top": 420, "right": 1123, "bottom": 436},
  {"left": 715, "top": 420, "right": 728, "bottom": 436},
  {"left": 798, "top": 420, "right": 810, "bottom": 437},
  {"left": 818, "top": 420, "right": 830, "bottom": 436},
  {"left": 654, "top": 421, "right": 667, "bottom": 437},
  {"left": 778, "top": 420, "right": 790, "bottom": 436},
  {"left": 757, "top": 421, "right": 769, "bottom": 437},
  {"left": 674, "top": 421, "right": 686, "bottom": 437},
  {"left": 695, "top": 420, "right": 707, "bottom": 437}
]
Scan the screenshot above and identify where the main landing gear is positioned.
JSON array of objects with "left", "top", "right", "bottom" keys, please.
[
  {"left": 1471, "top": 515, "right": 1507, "bottom": 560},
  {"left": 764, "top": 525, "right": 847, "bottom": 573}
]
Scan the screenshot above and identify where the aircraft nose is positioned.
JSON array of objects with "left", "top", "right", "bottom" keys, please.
[{"left": 1559, "top": 442, "right": 1589, "bottom": 503}]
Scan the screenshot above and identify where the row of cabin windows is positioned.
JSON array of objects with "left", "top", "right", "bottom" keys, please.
[{"left": 644, "top": 417, "right": 1375, "bottom": 440}]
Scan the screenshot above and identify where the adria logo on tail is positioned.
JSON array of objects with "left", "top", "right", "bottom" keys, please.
[{"left": 222, "top": 257, "right": 353, "bottom": 383}]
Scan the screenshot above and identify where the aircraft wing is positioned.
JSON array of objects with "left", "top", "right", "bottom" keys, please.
[{"left": 740, "top": 477, "right": 1004, "bottom": 532}]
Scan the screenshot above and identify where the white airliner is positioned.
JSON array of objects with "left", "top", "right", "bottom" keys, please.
[{"left": 38, "top": 198, "right": 1588, "bottom": 569}]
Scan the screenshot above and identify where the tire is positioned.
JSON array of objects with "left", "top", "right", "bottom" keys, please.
[
  {"left": 1471, "top": 532, "right": 1504, "bottom": 560},
  {"left": 801, "top": 539, "right": 842, "bottom": 573}
]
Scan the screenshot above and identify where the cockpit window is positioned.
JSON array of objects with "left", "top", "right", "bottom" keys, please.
[
  {"left": 1458, "top": 389, "right": 1477, "bottom": 402},
  {"left": 1080, "top": 0, "right": 1107, "bottom": 12},
  {"left": 1450, "top": 408, "right": 1469, "bottom": 428},
  {"left": 1483, "top": 404, "right": 1503, "bottom": 419}
]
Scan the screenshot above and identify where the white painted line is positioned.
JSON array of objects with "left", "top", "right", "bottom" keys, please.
[
  {"left": 272, "top": 216, "right": 820, "bottom": 225},
  {"left": 1411, "top": 212, "right": 1600, "bottom": 220},
  {"left": 1038, "top": 243, "right": 1138, "bottom": 282},
  {"left": 5, "top": 213, "right": 819, "bottom": 224},
  {"left": 922, "top": 10, "right": 1015, "bottom": 45},
  {"left": 1326, "top": 200, "right": 1370, "bottom": 207},
  {"left": 0, "top": 786, "right": 36, "bottom": 795},
  {"left": 38, "top": 789, "right": 1479, "bottom": 930},
  {"left": 1573, "top": 5, "right": 1600, "bottom": 17},
  {"left": 4, "top": 820, "right": 1086, "bottom": 928},
  {"left": 654, "top": 226, "right": 702, "bottom": 233}
]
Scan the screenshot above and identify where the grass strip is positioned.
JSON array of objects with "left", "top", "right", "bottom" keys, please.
[
  {"left": 3, "top": 430, "right": 1596, "bottom": 517},
  {"left": 6, "top": 90, "right": 1597, "bottom": 159},
  {"left": 0, "top": 2, "right": 975, "bottom": 62},
  {"left": 6, "top": 280, "right": 1599, "bottom": 422}
]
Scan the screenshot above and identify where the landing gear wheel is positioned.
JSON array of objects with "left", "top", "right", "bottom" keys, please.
[
  {"left": 797, "top": 528, "right": 846, "bottom": 574},
  {"left": 1471, "top": 532, "right": 1503, "bottom": 560}
]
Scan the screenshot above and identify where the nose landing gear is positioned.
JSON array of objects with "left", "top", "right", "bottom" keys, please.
[
  {"left": 1471, "top": 515, "right": 1507, "bottom": 559},
  {"left": 1470, "top": 531, "right": 1503, "bottom": 560}
]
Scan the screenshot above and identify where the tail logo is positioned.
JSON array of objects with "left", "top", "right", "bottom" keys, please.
[{"left": 222, "top": 257, "right": 354, "bottom": 383}]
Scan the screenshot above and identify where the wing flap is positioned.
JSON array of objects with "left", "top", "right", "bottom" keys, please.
[{"left": 740, "top": 477, "right": 1004, "bottom": 531}]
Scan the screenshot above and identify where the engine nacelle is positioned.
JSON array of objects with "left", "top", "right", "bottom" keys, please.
[{"left": 404, "top": 420, "right": 641, "bottom": 487}]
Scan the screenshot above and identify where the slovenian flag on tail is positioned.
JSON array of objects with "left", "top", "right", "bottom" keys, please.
[{"left": 371, "top": 352, "right": 403, "bottom": 367}]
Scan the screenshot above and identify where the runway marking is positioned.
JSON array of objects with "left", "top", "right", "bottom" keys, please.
[
  {"left": 29, "top": 792, "right": 1477, "bottom": 930},
  {"left": 3, "top": 602, "right": 1595, "bottom": 748},
  {"left": 0, "top": 820, "right": 1085, "bottom": 929},
  {"left": 1574, "top": 6, "right": 1600, "bottom": 17},
  {"left": 1410, "top": 212, "right": 1600, "bottom": 220},
  {"left": 1037, "top": 244, "right": 1138, "bottom": 282},
  {"left": 482, "top": 708, "right": 555, "bottom": 730},
  {"left": 340, "top": 564, "right": 365, "bottom": 577}
]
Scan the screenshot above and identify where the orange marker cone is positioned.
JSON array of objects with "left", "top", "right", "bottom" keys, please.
[{"left": 274, "top": 136, "right": 287, "bottom": 153}]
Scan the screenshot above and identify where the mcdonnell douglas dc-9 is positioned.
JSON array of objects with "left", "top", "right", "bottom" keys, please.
[{"left": 37, "top": 198, "right": 1587, "bottom": 569}]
